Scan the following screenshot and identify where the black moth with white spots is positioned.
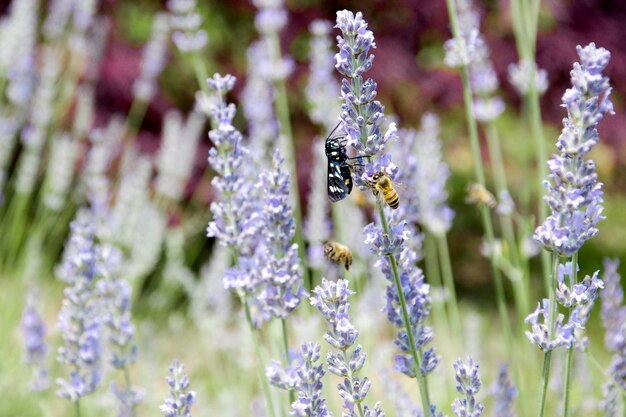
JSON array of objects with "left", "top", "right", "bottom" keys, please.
[{"left": 324, "top": 124, "right": 353, "bottom": 202}]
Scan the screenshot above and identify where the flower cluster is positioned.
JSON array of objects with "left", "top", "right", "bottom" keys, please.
[
  {"left": 160, "top": 360, "right": 196, "bottom": 417},
  {"left": 167, "top": 0, "right": 208, "bottom": 52},
  {"left": 56, "top": 210, "right": 104, "bottom": 401},
  {"left": 526, "top": 263, "right": 602, "bottom": 353},
  {"left": 267, "top": 342, "right": 331, "bottom": 417},
  {"left": 413, "top": 113, "right": 455, "bottom": 237},
  {"left": 310, "top": 279, "right": 384, "bottom": 417},
  {"left": 508, "top": 59, "right": 549, "bottom": 96},
  {"left": 206, "top": 73, "right": 261, "bottom": 261},
  {"left": 21, "top": 287, "right": 49, "bottom": 391},
  {"left": 489, "top": 364, "right": 516, "bottom": 417},
  {"left": 533, "top": 43, "right": 613, "bottom": 256},
  {"left": 256, "top": 150, "right": 306, "bottom": 320},
  {"left": 252, "top": 0, "right": 294, "bottom": 81},
  {"left": 364, "top": 221, "right": 438, "bottom": 377},
  {"left": 444, "top": 0, "right": 504, "bottom": 122},
  {"left": 451, "top": 357, "right": 484, "bottom": 417},
  {"left": 335, "top": 10, "right": 398, "bottom": 186}
]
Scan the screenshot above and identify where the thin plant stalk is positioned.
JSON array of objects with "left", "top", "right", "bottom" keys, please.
[
  {"left": 377, "top": 202, "right": 432, "bottom": 412},
  {"left": 562, "top": 252, "right": 578, "bottom": 417},
  {"left": 538, "top": 254, "right": 559, "bottom": 417},
  {"left": 74, "top": 400, "right": 81, "bottom": 417},
  {"left": 280, "top": 318, "right": 295, "bottom": 405},
  {"left": 537, "top": 349, "right": 552, "bottom": 417},
  {"left": 435, "top": 233, "right": 462, "bottom": 340}
]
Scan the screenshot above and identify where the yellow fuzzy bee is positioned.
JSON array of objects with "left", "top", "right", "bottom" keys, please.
[
  {"left": 466, "top": 183, "right": 497, "bottom": 209},
  {"left": 323, "top": 241, "right": 353, "bottom": 270},
  {"left": 369, "top": 171, "right": 400, "bottom": 209}
]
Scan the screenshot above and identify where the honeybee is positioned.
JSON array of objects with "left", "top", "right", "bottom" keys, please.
[
  {"left": 323, "top": 241, "right": 353, "bottom": 270},
  {"left": 369, "top": 171, "right": 400, "bottom": 209},
  {"left": 466, "top": 183, "right": 497, "bottom": 209}
]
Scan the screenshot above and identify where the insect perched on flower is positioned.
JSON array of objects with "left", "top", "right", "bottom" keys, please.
[
  {"left": 325, "top": 123, "right": 353, "bottom": 202},
  {"left": 466, "top": 183, "right": 497, "bottom": 209},
  {"left": 368, "top": 171, "right": 400, "bottom": 209},
  {"left": 323, "top": 240, "right": 353, "bottom": 270}
]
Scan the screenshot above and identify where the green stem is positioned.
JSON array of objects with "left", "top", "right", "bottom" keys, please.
[
  {"left": 435, "top": 233, "right": 462, "bottom": 340},
  {"left": 424, "top": 232, "right": 449, "bottom": 337},
  {"left": 192, "top": 53, "right": 210, "bottom": 95},
  {"left": 341, "top": 350, "right": 366, "bottom": 417},
  {"left": 537, "top": 350, "right": 552, "bottom": 417},
  {"left": 74, "top": 400, "right": 81, "bottom": 417},
  {"left": 377, "top": 202, "right": 432, "bottom": 412},
  {"left": 123, "top": 98, "right": 148, "bottom": 141},
  {"left": 562, "top": 252, "right": 578, "bottom": 417},
  {"left": 281, "top": 318, "right": 295, "bottom": 405},
  {"left": 243, "top": 298, "right": 277, "bottom": 417}
]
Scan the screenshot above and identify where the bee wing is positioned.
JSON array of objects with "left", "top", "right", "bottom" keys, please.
[{"left": 328, "top": 161, "right": 351, "bottom": 202}]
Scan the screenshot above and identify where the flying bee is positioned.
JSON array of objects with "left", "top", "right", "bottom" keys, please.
[
  {"left": 466, "top": 183, "right": 497, "bottom": 209},
  {"left": 323, "top": 240, "right": 353, "bottom": 270},
  {"left": 368, "top": 171, "right": 400, "bottom": 209}
]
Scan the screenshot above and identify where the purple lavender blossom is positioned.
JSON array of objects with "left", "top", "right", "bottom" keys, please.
[
  {"left": 56, "top": 210, "right": 103, "bottom": 401},
  {"left": 600, "top": 382, "right": 618, "bottom": 417},
  {"left": 413, "top": 114, "right": 454, "bottom": 237},
  {"left": 160, "top": 360, "right": 195, "bottom": 417},
  {"left": 167, "top": 0, "right": 208, "bottom": 52},
  {"left": 133, "top": 13, "right": 170, "bottom": 102},
  {"left": 444, "top": 0, "right": 504, "bottom": 122},
  {"left": 21, "top": 287, "right": 49, "bottom": 391},
  {"left": 451, "top": 357, "right": 484, "bottom": 417},
  {"left": 310, "top": 279, "right": 384, "bottom": 417},
  {"left": 256, "top": 150, "right": 306, "bottom": 319},
  {"left": 490, "top": 364, "right": 516, "bottom": 417},
  {"left": 508, "top": 59, "right": 549, "bottom": 96},
  {"left": 364, "top": 220, "right": 438, "bottom": 377},
  {"left": 267, "top": 342, "right": 331, "bottom": 417},
  {"left": 206, "top": 73, "right": 261, "bottom": 261},
  {"left": 334, "top": 10, "right": 398, "bottom": 187},
  {"left": 555, "top": 262, "right": 603, "bottom": 308},
  {"left": 525, "top": 299, "right": 575, "bottom": 351},
  {"left": 609, "top": 335, "right": 626, "bottom": 389},
  {"left": 600, "top": 258, "right": 625, "bottom": 352},
  {"left": 533, "top": 43, "right": 613, "bottom": 256}
]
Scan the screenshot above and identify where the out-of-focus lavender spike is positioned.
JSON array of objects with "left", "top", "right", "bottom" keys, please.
[
  {"left": 452, "top": 357, "right": 484, "bottom": 417},
  {"left": 444, "top": 0, "right": 504, "bottom": 122},
  {"left": 534, "top": 43, "right": 613, "bottom": 256},
  {"left": 310, "top": 278, "right": 383, "bottom": 416},
  {"left": 242, "top": 40, "right": 279, "bottom": 166},
  {"left": 306, "top": 19, "right": 341, "bottom": 131},
  {"left": 21, "top": 287, "right": 50, "bottom": 392},
  {"left": 599, "top": 381, "right": 618, "bottom": 417},
  {"left": 42, "top": 132, "right": 79, "bottom": 212},
  {"left": 190, "top": 245, "right": 232, "bottom": 325},
  {"left": 15, "top": 46, "right": 63, "bottom": 195},
  {"left": 56, "top": 209, "right": 103, "bottom": 402},
  {"left": 490, "top": 364, "right": 516, "bottom": 417},
  {"left": 160, "top": 360, "right": 196, "bottom": 417},
  {"left": 83, "top": 17, "right": 110, "bottom": 83},
  {"left": 124, "top": 202, "right": 167, "bottom": 281},
  {"left": 304, "top": 140, "right": 332, "bottom": 269},
  {"left": 133, "top": 13, "right": 170, "bottom": 103},
  {"left": 168, "top": 0, "right": 208, "bottom": 53},
  {"left": 256, "top": 150, "right": 306, "bottom": 320},
  {"left": 414, "top": 113, "right": 454, "bottom": 237},
  {"left": 156, "top": 108, "right": 205, "bottom": 202},
  {"left": 508, "top": 59, "right": 549, "bottom": 96},
  {"left": 600, "top": 258, "right": 625, "bottom": 352},
  {"left": 43, "top": 0, "right": 73, "bottom": 40},
  {"left": 73, "top": 85, "right": 96, "bottom": 140}
]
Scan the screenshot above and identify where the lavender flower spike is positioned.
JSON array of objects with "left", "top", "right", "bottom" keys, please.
[
  {"left": 310, "top": 279, "right": 384, "bottom": 417},
  {"left": 490, "top": 364, "right": 516, "bottom": 417},
  {"left": 452, "top": 357, "right": 484, "bottom": 417},
  {"left": 600, "top": 258, "right": 625, "bottom": 352},
  {"left": 335, "top": 10, "right": 398, "bottom": 187},
  {"left": 167, "top": 0, "right": 208, "bottom": 53},
  {"left": 267, "top": 342, "right": 332, "bottom": 417},
  {"left": 534, "top": 43, "right": 613, "bottom": 256},
  {"left": 256, "top": 149, "right": 307, "bottom": 319},
  {"left": 133, "top": 13, "right": 170, "bottom": 103},
  {"left": 56, "top": 210, "right": 103, "bottom": 401},
  {"left": 21, "top": 287, "right": 49, "bottom": 391},
  {"left": 160, "top": 360, "right": 195, "bottom": 417}
]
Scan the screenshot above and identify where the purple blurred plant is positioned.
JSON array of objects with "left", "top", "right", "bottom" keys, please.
[
  {"left": 451, "top": 357, "right": 483, "bottom": 417},
  {"left": 267, "top": 342, "right": 331, "bottom": 417},
  {"left": 490, "top": 364, "right": 517, "bottom": 417},
  {"left": 533, "top": 43, "right": 613, "bottom": 256},
  {"left": 160, "top": 360, "right": 195, "bottom": 417},
  {"left": 167, "top": 0, "right": 208, "bottom": 53},
  {"left": 133, "top": 13, "right": 170, "bottom": 103},
  {"left": 21, "top": 287, "right": 49, "bottom": 392},
  {"left": 600, "top": 258, "right": 626, "bottom": 390},
  {"left": 310, "top": 278, "right": 384, "bottom": 417}
]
